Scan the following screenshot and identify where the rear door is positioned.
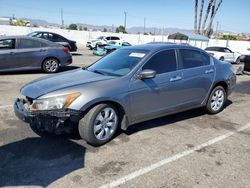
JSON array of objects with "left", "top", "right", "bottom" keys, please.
[
  {"left": 177, "top": 49, "right": 215, "bottom": 106},
  {"left": 15, "top": 38, "right": 47, "bottom": 69},
  {"left": 0, "top": 38, "right": 17, "bottom": 70}
]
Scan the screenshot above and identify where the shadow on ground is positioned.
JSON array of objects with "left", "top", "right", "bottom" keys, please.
[
  {"left": 0, "top": 137, "right": 86, "bottom": 187},
  {"left": 125, "top": 100, "right": 232, "bottom": 135},
  {"left": 0, "top": 65, "right": 80, "bottom": 75}
]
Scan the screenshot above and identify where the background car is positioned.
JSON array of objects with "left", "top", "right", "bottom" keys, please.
[
  {"left": 93, "top": 41, "right": 131, "bottom": 56},
  {"left": 15, "top": 44, "right": 236, "bottom": 146},
  {"left": 86, "top": 36, "right": 121, "bottom": 50},
  {"left": 27, "top": 31, "right": 77, "bottom": 52},
  {"left": 205, "top": 46, "right": 241, "bottom": 64},
  {"left": 0, "top": 36, "right": 72, "bottom": 73}
]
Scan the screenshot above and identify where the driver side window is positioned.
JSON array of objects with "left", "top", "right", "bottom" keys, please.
[{"left": 143, "top": 50, "right": 177, "bottom": 74}]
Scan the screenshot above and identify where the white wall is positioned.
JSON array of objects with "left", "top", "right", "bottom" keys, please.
[{"left": 0, "top": 25, "right": 250, "bottom": 54}]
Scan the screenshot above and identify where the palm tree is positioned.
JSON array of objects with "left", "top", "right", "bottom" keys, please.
[
  {"left": 201, "top": 0, "right": 215, "bottom": 34},
  {"left": 205, "top": 0, "right": 223, "bottom": 36},
  {"left": 197, "top": 0, "right": 205, "bottom": 34},
  {"left": 194, "top": 0, "right": 198, "bottom": 33}
]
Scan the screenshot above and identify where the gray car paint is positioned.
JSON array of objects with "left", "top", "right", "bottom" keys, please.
[
  {"left": 19, "top": 44, "right": 236, "bottom": 127},
  {"left": 0, "top": 36, "right": 72, "bottom": 72}
]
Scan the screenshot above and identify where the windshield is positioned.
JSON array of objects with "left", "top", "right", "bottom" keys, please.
[
  {"left": 97, "top": 36, "right": 105, "bottom": 40},
  {"left": 87, "top": 49, "right": 149, "bottom": 76}
]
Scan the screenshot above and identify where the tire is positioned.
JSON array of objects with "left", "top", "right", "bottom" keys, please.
[
  {"left": 235, "top": 57, "right": 241, "bottom": 64},
  {"left": 206, "top": 86, "right": 226, "bottom": 114},
  {"left": 219, "top": 56, "right": 224, "bottom": 61},
  {"left": 78, "top": 103, "right": 119, "bottom": 146},
  {"left": 42, "top": 58, "right": 59, "bottom": 73}
]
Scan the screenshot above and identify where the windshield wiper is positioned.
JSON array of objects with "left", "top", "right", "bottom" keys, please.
[{"left": 89, "top": 69, "right": 107, "bottom": 75}]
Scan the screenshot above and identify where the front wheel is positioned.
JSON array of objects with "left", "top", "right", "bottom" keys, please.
[
  {"left": 206, "top": 86, "right": 226, "bottom": 114},
  {"left": 42, "top": 58, "right": 59, "bottom": 73},
  {"left": 78, "top": 104, "right": 119, "bottom": 146}
]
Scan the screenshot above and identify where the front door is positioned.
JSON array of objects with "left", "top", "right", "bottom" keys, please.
[{"left": 129, "top": 49, "right": 183, "bottom": 122}]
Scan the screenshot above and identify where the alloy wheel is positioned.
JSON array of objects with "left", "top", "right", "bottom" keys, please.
[{"left": 93, "top": 107, "right": 118, "bottom": 141}]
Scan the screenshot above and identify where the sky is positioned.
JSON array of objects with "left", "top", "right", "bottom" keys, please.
[{"left": 0, "top": 0, "right": 250, "bottom": 33}]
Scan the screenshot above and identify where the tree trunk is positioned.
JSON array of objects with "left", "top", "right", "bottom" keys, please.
[
  {"left": 202, "top": 0, "right": 214, "bottom": 34},
  {"left": 198, "top": 0, "right": 205, "bottom": 34},
  {"left": 205, "top": 0, "right": 223, "bottom": 36},
  {"left": 194, "top": 0, "right": 198, "bottom": 33}
]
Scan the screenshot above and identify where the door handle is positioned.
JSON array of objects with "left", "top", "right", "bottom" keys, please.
[
  {"left": 39, "top": 49, "right": 46, "bottom": 52},
  {"left": 9, "top": 52, "right": 15, "bottom": 55},
  {"left": 170, "top": 76, "right": 182, "bottom": 82},
  {"left": 205, "top": 69, "right": 214, "bottom": 74}
]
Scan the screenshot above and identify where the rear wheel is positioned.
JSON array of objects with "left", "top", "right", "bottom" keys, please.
[
  {"left": 206, "top": 86, "right": 226, "bottom": 114},
  {"left": 78, "top": 103, "right": 119, "bottom": 146},
  {"left": 42, "top": 58, "right": 59, "bottom": 73}
]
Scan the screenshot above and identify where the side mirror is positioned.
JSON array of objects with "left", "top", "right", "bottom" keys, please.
[{"left": 137, "top": 69, "right": 156, "bottom": 80}]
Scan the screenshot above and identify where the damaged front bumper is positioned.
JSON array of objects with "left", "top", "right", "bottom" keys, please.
[{"left": 14, "top": 98, "right": 82, "bottom": 125}]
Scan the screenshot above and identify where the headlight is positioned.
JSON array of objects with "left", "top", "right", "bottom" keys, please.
[{"left": 30, "top": 93, "right": 80, "bottom": 111}]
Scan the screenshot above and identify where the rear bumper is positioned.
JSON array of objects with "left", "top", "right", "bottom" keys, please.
[
  {"left": 60, "top": 56, "right": 72, "bottom": 66},
  {"left": 14, "top": 98, "right": 82, "bottom": 124}
]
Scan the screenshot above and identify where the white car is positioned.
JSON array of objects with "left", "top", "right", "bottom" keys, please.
[
  {"left": 86, "top": 36, "right": 121, "bottom": 50},
  {"left": 205, "top": 46, "right": 242, "bottom": 64}
]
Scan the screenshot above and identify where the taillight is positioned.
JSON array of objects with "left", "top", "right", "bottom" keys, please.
[
  {"left": 209, "top": 53, "right": 214, "bottom": 56},
  {"left": 63, "top": 47, "right": 69, "bottom": 53}
]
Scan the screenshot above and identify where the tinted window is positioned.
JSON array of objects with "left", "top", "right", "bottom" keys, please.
[
  {"left": 19, "top": 39, "right": 42, "bottom": 48},
  {"left": 179, "top": 49, "right": 210, "bottom": 69},
  {"left": 111, "top": 37, "right": 120, "bottom": 40},
  {"left": 143, "top": 50, "right": 177, "bottom": 74},
  {"left": 106, "top": 37, "right": 111, "bottom": 40},
  {"left": 0, "top": 39, "right": 15, "bottom": 49},
  {"left": 205, "top": 47, "right": 224, "bottom": 52}
]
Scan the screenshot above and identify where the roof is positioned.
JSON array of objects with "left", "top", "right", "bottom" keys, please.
[
  {"left": 0, "top": 35, "right": 61, "bottom": 46},
  {"left": 123, "top": 43, "right": 200, "bottom": 52},
  {"left": 168, "top": 32, "right": 209, "bottom": 42}
]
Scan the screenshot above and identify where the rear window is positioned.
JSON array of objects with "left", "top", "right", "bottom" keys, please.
[
  {"left": 19, "top": 39, "right": 42, "bottom": 49},
  {"left": 0, "top": 39, "right": 15, "bottom": 49},
  {"left": 179, "top": 49, "right": 210, "bottom": 69}
]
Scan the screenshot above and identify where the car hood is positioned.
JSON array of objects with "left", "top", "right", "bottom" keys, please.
[{"left": 21, "top": 69, "right": 115, "bottom": 99}]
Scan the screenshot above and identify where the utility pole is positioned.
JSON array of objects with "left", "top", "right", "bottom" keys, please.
[
  {"left": 215, "top": 21, "right": 219, "bottom": 33},
  {"left": 61, "top": 8, "right": 64, "bottom": 29},
  {"left": 124, "top": 11, "right": 127, "bottom": 31},
  {"left": 143, "top": 17, "right": 146, "bottom": 34}
]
